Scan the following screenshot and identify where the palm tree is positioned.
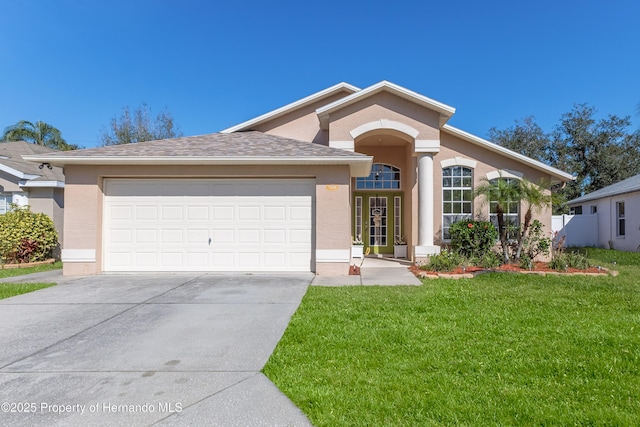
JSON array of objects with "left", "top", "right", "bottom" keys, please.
[
  {"left": 514, "top": 179, "right": 553, "bottom": 261},
  {"left": 2, "top": 120, "right": 76, "bottom": 150},
  {"left": 474, "top": 174, "right": 521, "bottom": 263}
]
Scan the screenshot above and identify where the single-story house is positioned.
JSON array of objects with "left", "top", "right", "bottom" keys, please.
[
  {"left": 1, "top": 141, "right": 65, "bottom": 240},
  {"left": 25, "top": 81, "right": 572, "bottom": 276},
  {"left": 567, "top": 173, "right": 640, "bottom": 252}
]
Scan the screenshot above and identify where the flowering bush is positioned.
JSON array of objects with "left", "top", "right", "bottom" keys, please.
[
  {"left": 0, "top": 205, "right": 58, "bottom": 263},
  {"left": 449, "top": 220, "right": 498, "bottom": 259}
]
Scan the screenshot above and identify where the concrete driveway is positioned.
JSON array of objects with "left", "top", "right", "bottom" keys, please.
[{"left": 0, "top": 273, "right": 314, "bottom": 426}]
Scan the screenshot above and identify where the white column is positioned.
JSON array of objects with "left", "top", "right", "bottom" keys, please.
[{"left": 416, "top": 154, "right": 440, "bottom": 257}]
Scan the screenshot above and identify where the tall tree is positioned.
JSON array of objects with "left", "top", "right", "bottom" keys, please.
[
  {"left": 2, "top": 120, "right": 77, "bottom": 150},
  {"left": 550, "top": 104, "right": 640, "bottom": 203},
  {"left": 100, "top": 103, "right": 182, "bottom": 146},
  {"left": 488, "top": 116, "right": 551, "bottom": 163}
]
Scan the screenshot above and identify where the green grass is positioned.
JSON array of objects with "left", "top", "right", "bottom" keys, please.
[
  {"left": 0, "top": 282, "right": 56, "bottom": 299},
  {"left": 0, "top": 261, "right": 62, "bottom": 279},
  {"left": 264, "top": 249, "right": 640, "bottom": 426}
]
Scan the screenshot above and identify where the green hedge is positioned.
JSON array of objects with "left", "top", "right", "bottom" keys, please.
[{"left": 0, "top": 205, "right": 59, "bottom": 264}]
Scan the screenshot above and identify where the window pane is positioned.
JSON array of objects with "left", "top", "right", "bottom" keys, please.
[
  {"left": 443, "top": 191, "right": 452, "bottom": 202},
  {"left": 452, "top": 177, "right": 461, "bottom": 187},
  {"left": 453, "top": 203, "right": 461, "bottom": 214},
  {"left": 443, "top": 203, "right": 452, "bottom": 214},
  {"left": 452, "top": 166, "right": 461, "bottom": 176},
  {"left": 443, "top": 177, "right": 451, "bottom": 187},
  {"left": 463, "top": 203, "right": 471, "bottom": 214},
  {"left": 463, "top": 177, "right": 472, "bottom": 187},
  {"left": 443, "top": 167, "right": 452, "bottom": 177},
  {"left": 463, "top": 168, "right": 472, "bottom": 177},
  {"left": 453, "top": 190, "right": 462, "bottom": 201},
  {"left": 619, "top": 219, "right": 625, "bottom": 235},
  {"left": 619, "top": 202, "right": 625, "bottom": 216},
  {"left": 463, "top": 190, "right": 472, "bottom": 201}
]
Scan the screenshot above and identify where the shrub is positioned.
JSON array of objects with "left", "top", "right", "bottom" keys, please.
[
  {"left": 478, "top": 251, "right": 502, "bottom": 269},
  {"left": 0, "top": 205, "right": 58, "bottom": 264},
  {"left": 449, "top": 220, "right": 498, "bottom": 259},
  {"left": 549, "top": 252, "right": 591, "bottom": 271},
  {"left": 421, "top": 249, "right": 465, "bottom": 272},
  {"left": 520, "top": 220, "right": 551, "bottom": 260}
]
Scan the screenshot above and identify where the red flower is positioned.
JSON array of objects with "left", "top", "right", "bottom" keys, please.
[{"left": 468, "top": 223, "right": 474, "bottom": 228}]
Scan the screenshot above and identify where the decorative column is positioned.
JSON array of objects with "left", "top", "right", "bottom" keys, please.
[{"left": 415, "top": 152, "right": 441, "bottom": 257}]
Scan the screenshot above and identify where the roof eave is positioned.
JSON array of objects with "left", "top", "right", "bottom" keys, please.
[
  {"left": 220, "top": 82, "right": 360, "bottom": 133},
  {"left": 23, "top": 155, "right": 374, "bottom": 177},
  {"left": 442, "top": 125, "right": 575, "bottom": 182}
]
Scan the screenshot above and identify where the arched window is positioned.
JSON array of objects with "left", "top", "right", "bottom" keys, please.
[
  {"left": 489, "top": 177, "right": 520, "bottom": 239},
  {"left": 442, "top": 166, "right": 473, "bottom": 239},
  {"left": 356, "top": 164, "right": 401, "bottom": 190}
]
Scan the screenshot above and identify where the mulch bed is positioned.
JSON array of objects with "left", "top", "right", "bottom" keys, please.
[{"left": 409, "top": 262, "right": 611, "bottom": 278}]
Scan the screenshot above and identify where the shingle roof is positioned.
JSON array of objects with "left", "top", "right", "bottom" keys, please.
[
  {"left": 32, "top": 131, "right": 366, "bottom": 159},
  {"left": 568, "top": 174, "right": 640, "bottom": 204},
  {"left": 22, "top": 132, "right": 373, "bottom": 176},
  {"left": 0, "top": 141, "right": 64, "bottom": 182}
]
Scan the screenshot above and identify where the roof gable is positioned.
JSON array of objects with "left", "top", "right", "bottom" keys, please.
[
  {"left": 568, "top": 173, "right": 640, "bottom": 204},
  {"left": 220, "top": 83, "right": 360, "bottom": 133},
  {"left": 316, "top": 81, "right": 456, "bottom": 130}
]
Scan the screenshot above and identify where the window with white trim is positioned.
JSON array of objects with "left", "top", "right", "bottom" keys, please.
[
  {"left": 616, "top": 201, "right": 625, "bottom": 236},
  {"left": 0, "top": 193, "right": 12, "bottom": 215},
  {"left": 356, "top": 163, "right": 400, "bottom": 190},
  {"left": 489, "top": 178, "right": 520, "bottom": 239},
  {"left": 442, "top": 166, "right": 473, "bottom": 239}
]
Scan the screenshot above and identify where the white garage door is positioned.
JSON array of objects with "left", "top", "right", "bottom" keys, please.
[{"left": 103, "top": 179, "right": 314, "bottom": 272}]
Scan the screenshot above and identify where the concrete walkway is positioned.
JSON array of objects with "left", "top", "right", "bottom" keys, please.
[
  {"left": 0, "top": 273, "right": 313, "bottom": 426},
  {"left": 311, "top": 256, "right": 421, "bottom": 286}
]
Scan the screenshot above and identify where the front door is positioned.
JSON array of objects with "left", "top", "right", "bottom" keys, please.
[{"left": 353, "top": 192, "right": 403, "bottom": 254}]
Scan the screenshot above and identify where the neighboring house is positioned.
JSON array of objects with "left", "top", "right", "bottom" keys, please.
[
  {"left": 0, "top": 141, "right": 65, "bottom": 241},
  {"left": 25, "top": 81, "right": 572, "bottom": 276},
  {"left": 566, "top": 174, "right": 640, "bottom": 251}
]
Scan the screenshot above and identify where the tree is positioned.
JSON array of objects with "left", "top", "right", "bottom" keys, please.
[
  {"left": 488, "top": 116, "right": 551, "bottom": 163},
  {"left": 2, "top": 120, "right": 77, "bottom": 150},
  {"left": 473, "top": 175, "right": 520, "bottom": 263},
  {"left": 514, "top": 179, "right": 553, "bottom": 261},
  {"left": 550, "top": 104, "right": 640, "bottom": 203},
  {"left": 99, "top": 103, "right": 182, "bottom": 146}
]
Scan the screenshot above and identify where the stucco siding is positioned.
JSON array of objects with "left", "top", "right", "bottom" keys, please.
[
  {"left": 253, "top": 91, "right": 352, "bottom": 144},
  {"left": 328, "top": 92, "right": 441, "bottom": 142},
  {"left": 0, "top": 171, "right": 21, "bottom": 192}
]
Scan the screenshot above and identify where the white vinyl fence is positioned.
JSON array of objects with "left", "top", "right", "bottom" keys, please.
[{"left": 552, "top": 214, "right": 599, "bottom": 247}]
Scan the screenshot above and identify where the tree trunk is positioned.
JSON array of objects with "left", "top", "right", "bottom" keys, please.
[
  {"left": 515, "top": 209, "right": 533, "bottom": 261},
  {"left": 497, "top": 207, "right": 509, "bottom": 264}
]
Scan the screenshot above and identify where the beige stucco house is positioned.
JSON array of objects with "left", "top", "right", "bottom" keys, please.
[
  {"left": 1, "top": 141, "right": 65, "bottom": 241},
  {"left": 25, "top": 81, "right": 572, "bottom": 276}
]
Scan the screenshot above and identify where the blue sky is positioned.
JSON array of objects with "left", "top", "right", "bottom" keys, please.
[{"left": 1, "top": 0, "right": 638, "bottom": 148}]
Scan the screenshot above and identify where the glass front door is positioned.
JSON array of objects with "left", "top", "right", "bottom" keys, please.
[{"left": 353, "top": 192, "right": 402, "bottom": 254}]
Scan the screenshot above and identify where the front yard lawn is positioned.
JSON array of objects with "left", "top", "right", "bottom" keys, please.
[
  {"left": 0, "top": 282, "right": 56, "bottom": 300},
  {"left": 0, "top": 261, "right": 62, "bottom": 279},
  {"left": 264, "top": 248, "right": 640, "bottom": 426}
]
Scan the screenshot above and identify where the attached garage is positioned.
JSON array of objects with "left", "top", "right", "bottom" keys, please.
[
  {"left": 103, "top": 178, "right": 314, "bottom": 272},
  {"left": 24, "top": 131, "right": 371, "bottom": 276}
]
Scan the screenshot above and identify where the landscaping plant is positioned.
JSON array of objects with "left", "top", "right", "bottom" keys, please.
[
  {"left": 448, "top": 220, "right": 497, "bottom": 259},
  {"left": 0, "top": 205, "right": 58, "bottom": 264}
]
